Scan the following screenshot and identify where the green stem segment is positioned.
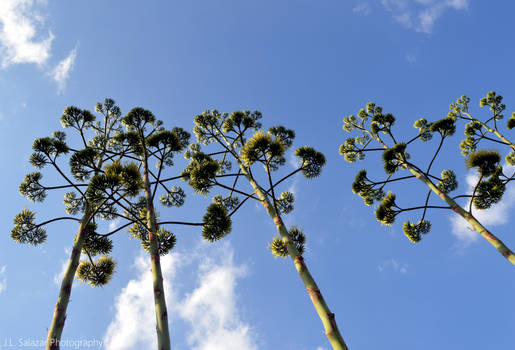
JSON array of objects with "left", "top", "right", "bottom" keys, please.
[
  {"left": 240, "top": 165, "right": 348, "bottom": 350},
  {"left": 406, "top": 164, "right": 515, "bottom": 265},
  {"left": 373, "top": 131, "right": 515, "bottom": 265},
  {"left": 46, "top": 206, "right": 92, "bottom": 350},
  {"left": 143, "top": 157, "right": 171, "bottom": 350}
]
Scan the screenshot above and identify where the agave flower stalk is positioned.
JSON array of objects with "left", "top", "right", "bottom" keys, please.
[
  {"left": 182, "top": 110, "right": 348, "bottom": 350},
  {"left": 12, "top": 99, "right": 146, "bottom": 350},
  {"left": 340, "top": 92, "right": 515, "bottom": 265},
  {"left": 107, "top": 107, "right": 231, "bottom": 350}
]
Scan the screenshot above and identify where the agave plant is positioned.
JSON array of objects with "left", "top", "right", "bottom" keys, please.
[
  {"left": 180, "top": 110, "right": 348, "bottom": 350},
  {"left": 12, "top": 99, "right": 144, "bottom": 350},
  {"left": 339, "top": 92, "right": 515, "bottom": 265}
]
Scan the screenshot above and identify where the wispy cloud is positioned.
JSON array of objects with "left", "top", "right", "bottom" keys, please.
[
  {"left": 353, "top": 2, "right": 372, "bottom": 16},
  {"left": 53, "top": 247, "right": 73, "bottom": 287},
  {"left": 380, "top": 0, "right": 469, "bottom": 33},
  {"left": 178, "top": 245, "right": 257, "bottom": 350},
  {"left": 0, "top": 0, "right": 54, "bottom": 67},
  {"left": 0, "top": 266, "right": 7, "bottom": 293},
  {"left": 378, "top": 258, "right": 408, "bottom": 274},
  {"left": 104, "top": 242, "right": 257, "bottom": 350},
  {"left": 0, "top": 0, "right": 77, "bottom": 92},
  {"left": 405, "top": 53, "right": 417, "bottom": 63},
  {"left": 51, "top": 46, "right": 77, "bottom": 93},
  {"left": 450, "top": 164, "right": 515, "bottom": 244},
  {"left": 103, "top": 252, "right": 180, "bottom": 350}
]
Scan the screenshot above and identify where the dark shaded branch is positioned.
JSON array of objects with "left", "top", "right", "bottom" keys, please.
[
  {"left": 213, "top": 180, "right": 260, "bottom": 201},
  {"left": 38, "top": 216, "right": 81, "bottom": 227},
  {"left": 426, "top": 135, "right": 445, "bottom": 175},
  {"left": 157, "top": 221, "right": 204, "bottom": 226}
]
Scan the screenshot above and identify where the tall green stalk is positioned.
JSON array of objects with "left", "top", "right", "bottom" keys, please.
[
  {"left": 185, "top": 110, "right": 349, "bottom": 349},
  {"left": 340, "top": 97, "right": 515, "bottom": 266},
  {"left": 142, "top": 153, "right": 171, "bottom": 350},
  {"left": 404, "top": 162, "right": 515, "bottom": 264},
  {"left": 46, "top": 207, "right": 92, "bottom": 350},
  {"left": 371, "top": 130, "right": 515, "bottom": 265},
  {"left": 243, "top": 169, "right": 348, "bottom": 349},
  {"left": 117, "top": 107, "right": 192, "bottom": 350},
  {"left": 46, "top": 101, "right": 121, "bottom": 349}
]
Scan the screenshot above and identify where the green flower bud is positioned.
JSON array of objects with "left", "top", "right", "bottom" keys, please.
[
  {"left": 77, "top": 256, "right": 116, "bottom": 287},
  {"left": 466, "top": 150, "right": 501, "bottom": 177},
  {"left": 436, "top": 170, "right": 458, "bottom": 194},
  {"left": 472, "top": 166, "right": 505, "bottom": 209},
  {"left": 19, "top": 172, "right": 46, "bottom": 202},
  {"left": 268, "top": 226, "right": 306, "bottom": 258},
  {"left": 63, "top": 192, "right": 85, "bottom": 215},
  {"left": 181, "top": 152, "right": 220, "bottom": 194},
  {"left": 507, "top": 112, "right": 515, "bottom": 130},
  {"left": 202, "top": 203, "right": 232, "bottom": 242},
  {"left": 382, "top": 143, "right": 407, "bottom": 175},
  {"left": 212, "top": 195, "right": 240, "bottom": 211},
  {"left": 11, "top": 208, "right": 46, "bottom": 245},
  {"left": 429, "top": 117, "right": 456, "bottom": 136},
  {"left": 60, "top": 106, "right": 95, "bottom": 129},
  {"left": 402, "top": 220, "right": 431, "bottom": 243},
  {"left": 276, "top": 191, "right": 295, "bottom": 214},
  {"left": 160, "top": 186, "right": 186, "bottom": 207},
  {"left": 122, "top": 107, "right": 156, "bottom": 130},
  {"left": 70, "top": 148, "right": 98, "bottom": 181},
  {"left": 375, "top": 192, "right": 397, "bottom": 226},
  {"left": 295, "top": 146, "right": 326, "bottom": 178},
  {"left": 269, "top": 126, "right": 295, "bottom": 149}
]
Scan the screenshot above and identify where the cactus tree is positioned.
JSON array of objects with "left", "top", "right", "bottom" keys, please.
[
  {"left": 12, "top": 99, "right": 146, "bottom": 350},
  {"left": 105, "top": 107, "right": 231, "bottom": 350},
  {"left": 339, "top": 92, "right": 515, "bottom": 265},
  {"left": 181, "top": 110, "right": 348, "bottom": 350}
]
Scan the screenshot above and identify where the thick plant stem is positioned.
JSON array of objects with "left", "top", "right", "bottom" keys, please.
[
  {"left": 239, "top": 164, "right": 348, "bottom": 350},
  {"left": 468, "top": 116, "right": 515, "bottom": 151},
  {"left": 143, "top": 158, "right": 171, "bottom": 350},
  {"left": 371, "top": 131, "right": 515, "bottom": 265},
  {"left": 46, "top": 206, "right": 92, "bottom": 350},
  {"left": 406, "top": 165, "right": 515, "bottom": 265}
]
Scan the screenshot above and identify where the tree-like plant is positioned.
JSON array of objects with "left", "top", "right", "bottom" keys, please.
[
  {"left": 105, "top": 107, "right": 232, "bottom": 350},
  {"left": 339, "top": 92, "right": 515, "bottom": 265},
  {"left": 12, "top": 99, "right": 144, "bottom": 350},
  {"left": 14, "top": 102, "right": 231, "bottom": 350},
  {"left": 181, "top": 110, "right": 348, "bottom": 350}
]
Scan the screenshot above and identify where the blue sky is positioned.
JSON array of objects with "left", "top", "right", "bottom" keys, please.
[{"left": 1, "top": 1, "right": 515, "bottom": 349}]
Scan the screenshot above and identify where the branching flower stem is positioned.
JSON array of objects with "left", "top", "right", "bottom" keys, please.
[
  {"left": 368, "top": 130, "right": 515, "bottom": 265},
  {"left": 461, "top": 112, "right": 515, "bottom": 151},
  {"left": 141, "top": 132, "right": 171, "bottom": 350},
  {"left": 46, "top": 107, "right": 120, "bottom": 350},
  {"left": 219, "top": 133, "right": 349, "bottom": 350}
]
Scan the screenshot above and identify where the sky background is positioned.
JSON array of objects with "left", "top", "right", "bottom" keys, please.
[{"left": 1, "top": 1, "right": 515, "bottom": 349}]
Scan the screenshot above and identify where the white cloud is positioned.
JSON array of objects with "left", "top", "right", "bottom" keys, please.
[
  {"left": 405, "top": 53, "right": 417, "bottom": 63},
  {"left": 51, "top": 47, "right": 77, "bottom": 93},
  {"left": 0, "top": 1, "right": 77, "bottom": 92},
  {"left": 108, "top": 218, "right": 121, "bottom": 232},
  {"left": 104, "top": 242, "right": 257, "bottom": 350},
  {"left": 378, "top": 258, "right": 408, "bottom": 274},
  {"left": 178, "top": 244, "right": 256, "bottom": 350},
  {"left": 353, "top": 2, "right": 372, "bottom": 16},
  {"left": 380, "top": 0, "right": 469, "bottom": 33},
  {"left": 53, "top": 247, "right": 73, "bottom": 287},
  {"left": 103, "top": 252, "right": 180, "bottom": 350},
  {"left": 0, "top": 0, "right": 54, "bottom": 67},
  {"left": 450, "top": 164, "right": 515, "bottom": 244},
  {"left": 0, "top": 266, "right": 7, "bottom": 293}
]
